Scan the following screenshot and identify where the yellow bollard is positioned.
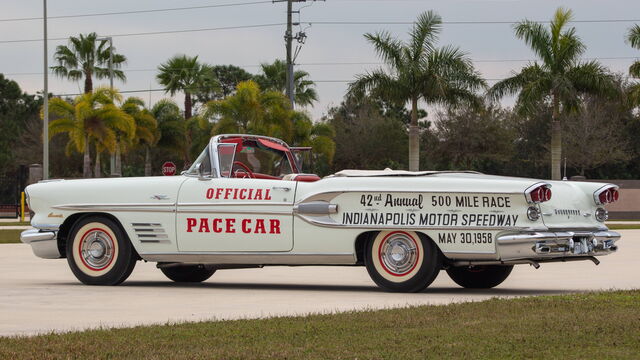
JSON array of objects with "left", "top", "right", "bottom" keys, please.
[{"left": 20, "top": 192, "right": 25, "bottom": 222}]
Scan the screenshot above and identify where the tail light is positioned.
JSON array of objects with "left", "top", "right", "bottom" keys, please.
[
  {"left": 594, "top": 185, "right": 619, "bottom": 205},
  {"left": 525, "top": 183, "right": 552, "bottom": 204}
]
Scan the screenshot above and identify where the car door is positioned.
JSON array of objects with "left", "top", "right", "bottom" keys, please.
[{"left": 176, "top": 143, "right": 296, "bottom": 252}]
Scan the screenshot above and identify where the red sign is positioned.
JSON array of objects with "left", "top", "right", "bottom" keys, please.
[{"left": 162, "top": 161, "right": 176, "bottom": 176}]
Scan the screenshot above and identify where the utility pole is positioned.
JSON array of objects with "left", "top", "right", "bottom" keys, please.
[
  {"left": 42, "top": 0, "right": 49, "bottom": 180},
  {"left": 274, "top": 0, "right": 322, "bottom": 109},
  {"left": 97, "top": 36, "right": 118, "bottom": 177},
  {"left": 285, "top": 0, "right": 295, "bottom": 108}
]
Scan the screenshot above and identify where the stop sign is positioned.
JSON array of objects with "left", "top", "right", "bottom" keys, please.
[{"left": 162, "top": 161, "right": 176, "bottom": 176}]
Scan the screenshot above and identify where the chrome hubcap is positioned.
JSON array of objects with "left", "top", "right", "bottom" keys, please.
[
  {"left": 81, "top": 230, "right": 114, "bottom": 270},
  {"left": 380, "top": 233, "right": 418, "bottom": 275}
]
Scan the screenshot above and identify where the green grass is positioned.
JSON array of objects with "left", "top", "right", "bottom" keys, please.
[
  {"left": 0, "top": 221, "right": 29, "bottom": 227},
  {"left": 0, "top": 229, "right": 22, "bottom": 243},
  {"left": 607, "top": 224, "right": 640, "bottom": 230},
  {"left": 0, "top": 291, "right": 638, "bottom": 359}
]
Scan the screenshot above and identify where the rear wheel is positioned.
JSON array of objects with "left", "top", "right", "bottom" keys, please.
[
  {"left": 365, "top": 231, "right": 441, "bottom": 293},
  {"left": 66, "top": 216, "right": 137, "bottom": 285},
  {"left": 160, "top": 265, "right": 216, "bottom": 283},
  {"left": 446, "top": 265, "right": 513, "bottom": 289}
]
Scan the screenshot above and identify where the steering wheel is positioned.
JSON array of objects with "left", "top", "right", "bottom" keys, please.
[{"left": 232, "top": 161, "right": 254, "bottom": 179}]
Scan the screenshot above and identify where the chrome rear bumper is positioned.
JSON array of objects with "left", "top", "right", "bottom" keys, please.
[
  {"left": 497, "top": 230, "right": 620, "bottom": 261},
  {"left": 20, "top": 229, "right": 61, "bottom": 259}
]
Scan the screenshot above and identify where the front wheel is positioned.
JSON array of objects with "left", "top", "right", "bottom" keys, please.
[
  {"left": 66, "top": 216, "right": 137, "bottom": 285},
  {"left": 160, "top": 265, "right": 216, "bottom": 283},
  {"left": 446, "top": 265, "right": 513, "bottom": 289},
  {"left": 365, "top": 231, "right": 442, "bottom": 293}
]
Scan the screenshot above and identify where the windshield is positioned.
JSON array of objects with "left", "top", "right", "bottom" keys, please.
[{"left": 186, "top": 148, "right": 213, "bottom": 176}]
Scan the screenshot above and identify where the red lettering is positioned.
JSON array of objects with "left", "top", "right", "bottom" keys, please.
[
  {"left": 186, "top": 218, "right": 196, "bottom": 232},
  {"left": 213, "top": 218, "right": 222, "bottom": 233},
  {"left": 226, "top": 219, "right": 236, "bottom": 233},
  {"left": 224, "top": 188, "right": 233, "bottom": 200},
  {"left": 206, "top": 188, "right": 214, "bottom": 199},
  {"left": 215, "top": 188, "right": 223, "bottom": 200},
  {"left": 255, "top": 189, "right": 263, "bottom": 200},
  {"left": 248, "top": 189, "right": 254, "bottom": 199},
  {"left": 198, "top": 218, "right": 210, "bottom": 233},
  {"left": 269, "top": 219, "right": 281, "bottom": 234},
  {"left": 265, "top": 189, "right": 272, "bottom": 200},
  {"left": 233, "top": 188, "right": 239, "bottom": 200},
  {"left": 242, "top": 219, "right": 251, "bottom": 233},
  {"left": 254, "top": 219, "right": 266, "bottom": 234},
  {"left": 239, "top": 189, "right": 247, "bottom": 200}
]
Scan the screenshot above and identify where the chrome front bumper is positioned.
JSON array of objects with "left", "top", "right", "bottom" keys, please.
[
  {"left": 20, "top": 229, "right": 61, "bottom": 259},
  {"left": 497, "top": 230, "right": 620, "bottom": 261}
]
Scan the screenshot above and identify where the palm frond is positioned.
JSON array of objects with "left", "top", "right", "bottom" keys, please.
[
  {"left": 514, "top": 20, "right": 553, "bottom": 65},
  {"left": 627, "top": 24, "right": 640, "bottom": 49},
  {"left": 364, "top": 31, "right": 404, "bottom": 69}
]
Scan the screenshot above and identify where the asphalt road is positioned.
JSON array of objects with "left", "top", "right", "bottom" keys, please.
[{"left": 1, "top": 230, "right": 639, "bottom": 337}]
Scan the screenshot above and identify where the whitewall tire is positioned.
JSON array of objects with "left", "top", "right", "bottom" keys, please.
[
  {"left": 66, "top": 216, "right": 137, "bottom": 285},
  {"left": 365, "top": 231, "right": 441, "bottom": 292}
]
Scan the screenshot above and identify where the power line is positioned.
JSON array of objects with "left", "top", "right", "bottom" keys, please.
[
  {"left": 5, "top": 57, "right": 638, "bottom": 77},
  {"left": 310, "top": 19, "right": 640, "bottom": 25},
  {"left": 0, "top": 1, "right": 272, "bottom": 22},
  {"left": 0, "top": 23, "right": 285, "bottom": 44},
  {"left": 3, "top": 17, "right": 640, "bottom": 45}
]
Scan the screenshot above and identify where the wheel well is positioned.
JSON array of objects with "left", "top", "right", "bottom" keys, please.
[
  {"left": 57, "top": 212, "right": 137, "bottom": 259},
  {"left": 354, "top": 231, "right": 378, "bottom": 265}
]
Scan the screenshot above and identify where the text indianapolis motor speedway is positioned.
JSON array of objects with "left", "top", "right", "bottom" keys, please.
[{"left": 341, "top": 212, "right": 519, "bottom": 227}]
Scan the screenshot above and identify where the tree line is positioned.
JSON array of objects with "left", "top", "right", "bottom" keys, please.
[{"left": 0, "top": 7, "right": 639, "bottom": 181}]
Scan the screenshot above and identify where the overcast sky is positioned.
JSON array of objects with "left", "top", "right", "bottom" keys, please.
[{"left": 1, "top": 0, "right": 639, "bottom": 120}]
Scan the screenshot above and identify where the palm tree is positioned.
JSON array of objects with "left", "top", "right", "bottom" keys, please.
[
  {"left": 489, "top": 8, "right": 616, "bottom": 180},
  {"left": 51, "top": 32, "right": 126, "bottom": 94},
  {"left": 47, "top": 87, "right": 135, "bottom": 177},
  {"left": 254, "top": 59, "right": 318, "bottom": 107},
  {"left": 206, "top": 80, "right": 294, "bottom": 141},
  {"left": 152, "top": 99, "right": 186, "bottom": 161},
  {"left": 156, "top": 55, "right": 210, "bottom": 121},
  {"left": 121, "top": 98, "right": 159, "bottom": 176},
  {"left": 349, "top": 11, "right": 485, "bottom": 171},
  {"left": 628, "top": 25, "right": 640, "bottom": 78},
  {"left": 626, "top": 25, "right": 640, "bottom": 105},
  {"left": 157, "top": 55, "right": 212, "bottom": 163}
]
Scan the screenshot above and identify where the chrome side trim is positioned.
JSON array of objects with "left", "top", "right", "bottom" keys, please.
[
  {"left": 20, "top": 229, "right": 61, "bottom": 259},
  {"left": 178, "top": 202, "right": 292, "bottom": 207},
  {"left": 140, "top": 252, "right": 356, "bottom": 265},
  {"left": 294, "top": 212, "right": 531, "bottom": 231},
  {"left": 293, "top": 201, "right": 339, "bottom": 215},
  {"left": 53, "top": 203, "right": 176, "bottom": 213},
  {"left": 176, "top": 209, "right": 293, "bottom": 215}
]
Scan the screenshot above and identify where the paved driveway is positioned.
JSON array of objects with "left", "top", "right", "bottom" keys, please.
[{"left": 1, "top": 230, "right": 638, "bottom": 336}]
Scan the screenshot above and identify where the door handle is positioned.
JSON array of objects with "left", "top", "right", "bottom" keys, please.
[{"left": 272, "top": 186, "right": 291, "bottom": 192}]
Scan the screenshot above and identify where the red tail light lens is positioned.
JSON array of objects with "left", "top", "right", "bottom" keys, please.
[
  {"left": 595, "top": 186, "right": 619, "bottom": 205},
  {"left": 525, "top": 183, "right": 552, "bottom": 204}
]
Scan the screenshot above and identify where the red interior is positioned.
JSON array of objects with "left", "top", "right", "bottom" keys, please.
[{"left": 221, "top": 137, "right": 320, "bottom": 182}]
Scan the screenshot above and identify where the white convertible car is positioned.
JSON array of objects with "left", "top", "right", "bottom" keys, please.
[{"left": 21, "top": 134, "right": 621, "bottom": 292}]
